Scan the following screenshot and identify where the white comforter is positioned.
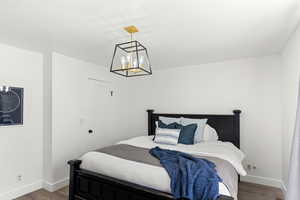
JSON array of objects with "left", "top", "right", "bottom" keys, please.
[{"left": 80, "top": 136, "right": 247, "bottom": 197}]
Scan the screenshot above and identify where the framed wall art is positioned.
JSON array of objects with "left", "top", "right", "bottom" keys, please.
[{"left": 0, "top": 86, "right": 23, "bottom": 126}]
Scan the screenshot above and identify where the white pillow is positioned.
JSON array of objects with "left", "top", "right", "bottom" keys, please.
[
  {"left": 159, "top": 116, "right": 181, "bottom": 125},
  {"left": 203, "top": 125, "right": 219, "bottom": 142},
  {"left": 181, "top": 117, "right": 208, "bottom": 143},
  {"left": 154, "top": 128, "right": 181, "bottom": 145}
]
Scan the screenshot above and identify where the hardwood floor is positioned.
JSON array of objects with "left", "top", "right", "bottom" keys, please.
[
  {"left": 238, "top": 182, "right": 284, "bottom": 200},
  {"left": 16, "top": 182, "right": 284, "bottom": 200}
]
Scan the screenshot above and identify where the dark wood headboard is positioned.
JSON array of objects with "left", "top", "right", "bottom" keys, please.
[{"left": 147, "top": 109, "right": 241, "bottom": 148}]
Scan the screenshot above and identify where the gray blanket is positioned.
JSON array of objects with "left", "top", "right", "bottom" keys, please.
[{"left": 95, "top": 144, "right": 238, "bottom": 199}]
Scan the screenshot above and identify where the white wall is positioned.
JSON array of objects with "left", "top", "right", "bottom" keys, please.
[
  {"left": 281, "top": 24, "right": 300, "bottom": 190},
  {"left": 125, "top": 55, "right": 283, "bottom": 187},
  {"left": 0, "top": 44, "right": 43, "bottom": 199},
  {"left": 49, "top": 53, "right": 131, "bottom": 187},
  {"left": 0, "top": 43, "right": 286, "bottom": 198}
]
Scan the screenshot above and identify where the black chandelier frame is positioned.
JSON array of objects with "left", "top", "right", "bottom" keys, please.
[{"left": 110, "top": 40, "right": 152, "bottom": 77}]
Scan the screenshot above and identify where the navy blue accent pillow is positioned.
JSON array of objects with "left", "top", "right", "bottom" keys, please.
[
  {"left": 158, "top": 120, "right": 178, "bottom": 129},
  {"left": 175, "top": 123, "right": 198, "bottom": 145}
]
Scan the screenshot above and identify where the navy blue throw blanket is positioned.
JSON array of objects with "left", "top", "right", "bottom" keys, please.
[{"left": 149, "top": 147, "right": 222, "bottom": 200}]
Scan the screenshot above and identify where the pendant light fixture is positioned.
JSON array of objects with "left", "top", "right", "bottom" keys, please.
[{"left": 110, "top": 26, "right": 152, "bottom": 77}]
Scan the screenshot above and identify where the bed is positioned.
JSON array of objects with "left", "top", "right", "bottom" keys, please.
[{"left": 68, "top": 109, "right": 243, "bottom": 200}]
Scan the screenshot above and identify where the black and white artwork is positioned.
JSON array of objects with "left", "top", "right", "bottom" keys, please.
[{"left": 0, "top": 87, "right": 23, "bottom": 126}]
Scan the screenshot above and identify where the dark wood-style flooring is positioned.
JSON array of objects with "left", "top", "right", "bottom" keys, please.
[{"left": 15, "top": 182, "right": 284, "bottom": 200}]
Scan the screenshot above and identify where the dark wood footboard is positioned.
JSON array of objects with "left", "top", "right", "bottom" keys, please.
[{"left": 68, "top": 160, "right": 234, "bottom": 200}]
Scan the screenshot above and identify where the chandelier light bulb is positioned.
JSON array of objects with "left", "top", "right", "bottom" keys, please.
[
  {"left": 126, "top": 55, "right": 131, "bottom": 62},
  {"left": 133, "top": 58, "right": 138, "bottom": 68},
  {"left": 139, "top": 56, "right": 144, "bottom": 67},
  {"left": 127, "top": 55, "right": 133, "bottom": 68},
  {"left": 5, "top": 86, "right": 9, "bottom": 92},
  {"left": 120, "top": 56, "right": 126, "bottom": 69}
]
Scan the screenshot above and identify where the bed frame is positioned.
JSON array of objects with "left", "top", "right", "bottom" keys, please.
[{"left": 68, "top": 109, "right": 241, "bottom": 200}]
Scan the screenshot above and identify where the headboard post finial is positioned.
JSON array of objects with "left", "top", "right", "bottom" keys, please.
[
  {"left": 147, "top": 109, "right": 154, "bottom": 114},
  {"left": 233, "top": 110, "right": 241, "bottom": 115},
  {"left": 147, "top": 110, "right": 154, "bottom": 136}
]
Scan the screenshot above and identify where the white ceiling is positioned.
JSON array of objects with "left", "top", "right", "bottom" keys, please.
[{"left": 0, "top": 0, "right": 300, "bottom": 69}]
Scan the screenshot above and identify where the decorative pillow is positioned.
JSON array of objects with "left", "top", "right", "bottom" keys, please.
[
  {"left": 159, "top": 116, "right": 181, "bottom": 125},
  {"left": 175, "top": 123, "right": 198, "bottom": 145},
  {"left": 153, "top": 120, "right": 178, "bottom": 141},
  {"left": 158, "top": 120, "right": 177, "bottom": 129},
  {"left": 181, "top": 118, "right": 208, "bottom": 143},
  {"left": 154, "top": 128, "right": 181, "bottom": 145},
  {"left": 203, "top": 125, "right": 219, "bottom": 142}
]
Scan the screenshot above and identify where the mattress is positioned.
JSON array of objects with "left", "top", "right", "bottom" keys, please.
[{"left": 80, "top": 136, "right": 246, "bottom": 199}]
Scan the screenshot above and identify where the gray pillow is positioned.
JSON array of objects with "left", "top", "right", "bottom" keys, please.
[
  {"left": 181, "top": 117, "right": 208, "bottom": 143},
  {"left": 159, "top": 116, "right": 181, "bottom": 125}
]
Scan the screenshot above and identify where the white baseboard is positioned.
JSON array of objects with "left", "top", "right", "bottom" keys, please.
[
  {"left": 0, "top": 180, "right": 43, "bottom": 200},
  {"left": 43, "top": 178, "right": 69, "bottom": 192},
  {"left": 0, "top": 175, "right": 285, "bottom": 199},
  {"left": 241, "top": 175, "right": 282, "bottom": 188}
]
